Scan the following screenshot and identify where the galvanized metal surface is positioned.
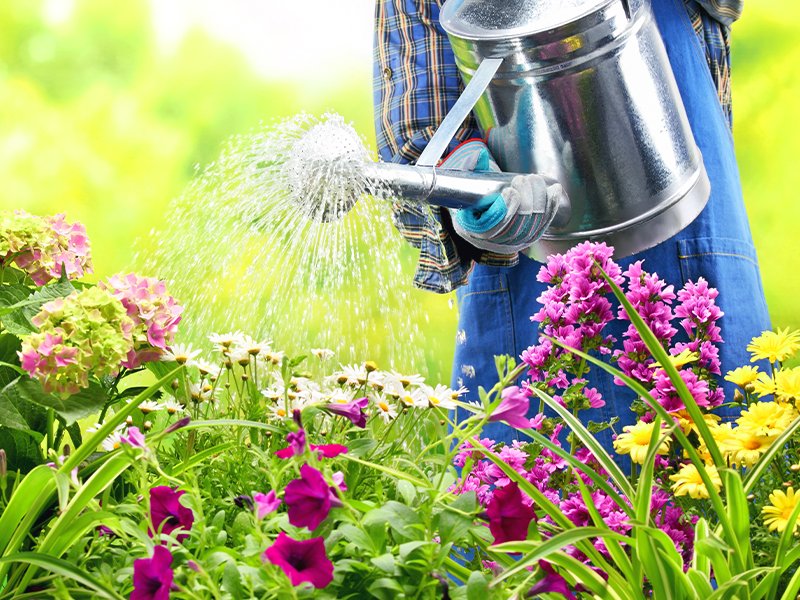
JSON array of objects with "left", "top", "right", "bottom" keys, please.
[{"left": 440, "top": 0, "right": 709, "bottom": 259}]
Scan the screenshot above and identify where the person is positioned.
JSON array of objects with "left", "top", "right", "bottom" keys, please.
[{"left": 373, "top": 0, "right": 771, "bottom": 450}]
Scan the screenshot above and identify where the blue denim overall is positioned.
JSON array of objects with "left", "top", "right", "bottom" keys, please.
[{"left": 452, "top": 0, "right": 771, "bottom": 452}]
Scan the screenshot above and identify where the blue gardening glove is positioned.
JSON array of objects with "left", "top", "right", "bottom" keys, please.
[{"left": 441, "top": 141, "right": 565, "bottom": 254}]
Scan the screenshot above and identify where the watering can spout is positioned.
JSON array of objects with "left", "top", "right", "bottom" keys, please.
[{"left": 363, "top": 161, "right": 571, "bottom": 226}]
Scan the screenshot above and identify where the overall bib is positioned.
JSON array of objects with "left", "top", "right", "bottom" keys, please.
[{"left": 452, "top": 0, "right": 771, "bottom": 451}]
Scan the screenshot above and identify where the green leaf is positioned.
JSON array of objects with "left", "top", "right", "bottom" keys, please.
[
  {"left": 0, "top": 280, "right": 75, "bottom": 335},
  {"left": 12, "top": 378, "right": 108, "bottom": 425},
  {"left": 221, "top": 560, "right": 244, "bottom": 600},
  {"left": 0, "top": 427, "right": 43, "bottom": 472},
  {"left": 0, "top": 334, "right": 23, "bottom": 388},
  {"left": 396, "top": 479, "right": 416, "bottom": 505},
  {"left": 0, "top": 378, "right": 47, "bottom": 436},
  {"left": 466, "top": 571, "right": 489, "bottom": 600},
  {"left": 370, "top": 553, "right": 395, "bottom": 574},
  {"left": 0, "top": 553, "right": 125, "bottom": 600},
  {"left": 367, "top": 577, "right": 404, "bottom": 600}
]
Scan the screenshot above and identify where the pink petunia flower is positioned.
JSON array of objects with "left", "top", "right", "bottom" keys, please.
[
  {"left": 324, "top": 396, "right": 369, "bottom": 428},
  {"left": 489, "top": 386, "right": 534, "bottom": 429},
  {"left": 131, "top": 545, "right": 173, "bottom": 600},
  {"left": 284, "top": 464, "right": 341, "bottom": 530},
  {"left": 486, "top": 481, "right": 536, "bottom": 545},
  {"left": 253, "top": 491, "right": 281, "bottom": 519},
  {"left": 263, "top": 532, "right": 334, "bottom": 588},
  {"left": 149, "top": 486, "right": 194, "bottom": 542}
]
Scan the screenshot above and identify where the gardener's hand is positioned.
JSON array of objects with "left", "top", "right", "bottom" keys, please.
[{"left": 441, "top": 141, "right": 565, "bottom": 254}]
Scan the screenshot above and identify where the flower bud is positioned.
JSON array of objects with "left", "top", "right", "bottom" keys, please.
[
  {"left": 0, "top": 449, "right": 6, "bottom": 480},
  {"left": 733, "top": 389, "right": 745, "bottom": 404},
  {"left": 784, "top": 481, "right": 793, "bottom": 488},
  {"left": 365, "top": 361, "right": 379, "bottom": 373},
  {"left": 143, "top": 420, "right": 153, "bottom": 431},
  {"left": 170, "top": 379, "right": 180, "bottom": 390},
  {"left": 164, "top": 416, "right": 191, "bottom": 434},
  {"left": 241, "top": 373, "right": 249, "bottom": 381},
  {"left": 746, "top": 494, "right": 755, "bottom": 501},
  {"left": 790, "top": 464, "right": 800, "bottom": 473},
  {"left": 745, "top": 384, "right": 755, "bottom": 394},
  {"left": 125, "top": 416, "right": 134, "bottom": 426}
]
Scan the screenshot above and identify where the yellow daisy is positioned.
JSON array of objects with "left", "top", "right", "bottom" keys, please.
[
  {"left": 747, "top": 328, "right": 800, "bottom": 364},
  {"left": 751, "top": 372, "right": 777, "bottom": 398},
  {"left": 724, "top": 429, "right": 775, "bottom": 468},
  {"left": 673, "top": 410, "right": 720, "bottom": 437},
  {"left": 774, "top": 367, "right": 800, "bottom": 402},
  {"left": 736, "top": 401, "right": 798, "bottom": 438},
  {"left": 762, "top": 487, "right": 800, "bottom": 534},
  {"left": 650, "top": 349, "right": 699, "bottom": 370},
  {"left": 613, "top": 421, "right": 671, "bottom": 464},
  {"left": 669, "top": 463, "right": 722, "bottom": 499},
  {"left": 724, "top": 365, "right": 760, "bottom": 388}
]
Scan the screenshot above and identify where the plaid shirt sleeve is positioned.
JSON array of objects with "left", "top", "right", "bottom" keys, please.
[{"left": 373, "top": 0, "right": 737, "bottom": 293}]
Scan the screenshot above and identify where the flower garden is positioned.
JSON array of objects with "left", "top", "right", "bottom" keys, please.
[{"left": 2, "top": 210, "right": 800, "bottom": 599}]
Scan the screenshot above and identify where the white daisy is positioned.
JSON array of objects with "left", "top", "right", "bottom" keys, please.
[
  {"left": 338, "top": 364, "right": 368, "bottom": 386},
  {"left": 261, "top": 385, "right": 284, "bottom": 402},
  {"left": 381, "top": 374, "right": 404, "bottom": 398},
  {"left": 263, "top": 350, "right": 286, "bottom": 365},
  {"left": 161, "top": 343, "right": 201, "bottom": 365},
  {"left": 373, "top": 395, "right": 398, "bottom": 423},
  {"left": 209, "top": 331, "right": 246, "bottom": 353},
  {"left": 325, "top": 388, "right": 352, "bottom": 405},
  {"left": 311, "top": 348, "right": 335, "bottom": 361},
  {"left": 194, "top": 359, "right": 221, "bottom": 378},
  {"left": 390, "top": 370, "right": 426, "bottom": 388},
  {"left": 138, "top": 400, "right": 163, "bottom": 414},
  {"left": 422, "top": 384, "right": 457, "bottom": 410},
  {"left": 101, "top": 428, "right": 125, "bottom": 452},
  {"left": 163, "top": 398, "right": 185, "bottom": 415},
  {"left": 229, "top": 347, "right": 252, "bottom": 366},
  {"left": 398, "top": 387, "right": 428, "bottom": 408}
]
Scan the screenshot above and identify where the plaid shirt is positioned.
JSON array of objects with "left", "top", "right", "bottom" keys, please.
[{"left": 373, "top": 0, "right": 739, "bottom": 293}]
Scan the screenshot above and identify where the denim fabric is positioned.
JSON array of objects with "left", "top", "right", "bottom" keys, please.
[{"left": 452, "top": 0, "right": 771, "bottom": 453}]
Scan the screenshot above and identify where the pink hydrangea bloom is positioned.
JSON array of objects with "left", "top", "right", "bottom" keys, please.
[
  {"left": 100, "top": 273, "right": 182, "bottom": 368},
  {"left": 2, "top": 211, "right": 93, "bottom": 286}
]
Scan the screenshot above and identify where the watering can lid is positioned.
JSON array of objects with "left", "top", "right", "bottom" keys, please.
[{"left": 440, "top": 0, "right": 612, "bottom": 41}]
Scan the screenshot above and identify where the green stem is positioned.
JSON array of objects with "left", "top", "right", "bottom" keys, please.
[{"left": 45, "top": 408, "right": 55, "bottom": 452}]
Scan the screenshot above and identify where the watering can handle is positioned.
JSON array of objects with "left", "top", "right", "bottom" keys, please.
[{"left": 416, "top": 57, "right": 504, "bottom": 168}]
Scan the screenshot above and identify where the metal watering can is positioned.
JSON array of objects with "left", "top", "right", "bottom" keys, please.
[{"left": 363, "top": 0, "right": 709, "bottom": 260}]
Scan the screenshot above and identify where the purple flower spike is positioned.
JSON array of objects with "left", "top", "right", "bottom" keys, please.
[
  {"left": 131, "top": 545, "right": 173, "bottom": 600},
  {"left": 324, "top": 397, "right": 369, "bottom": 428},
  {"left": 254, "top": 490, "right": 281, "bottom": 519},
  {"left": 263, "top": 532, "right": 334, "bottom": 588},
  {"left": 489, "top": 386, "right": 533, "bottom": 429},
  {"left": 284, "top": 464, "right": 340, "bottom": 530},
  {"left": 149, "top": 486, "right": 194, "bottom": 542}
]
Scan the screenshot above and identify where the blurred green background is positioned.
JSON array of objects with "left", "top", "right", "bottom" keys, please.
[{"left": 1, "top": 0, "right": 797, "bottom": 382}]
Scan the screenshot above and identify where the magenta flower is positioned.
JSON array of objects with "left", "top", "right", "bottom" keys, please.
[
  {"left": 263, "top": 532, "right": 334, "bottom": 588},
  {"left": 275, "top": 429, "right": 348, "bottom": 460},
  {"left": 149, "top": 486, "right": 194, "bottom": 542},
  {"left": 528, "top": 561, "right": 577, "bottom": 600},
  {"left": 284, "top": 464, "right": 340, "bottom": 530},
  {"left": 254, "top": 491, "right": 281, "bottom": 519},
  {"left": 120, "top": 427, "right": 147, "bottom": 450},
  {"left": 486, "top": 482, "right": 537, "bottom": 544},
  {"left": 324, "top": 396, "right": 369, "bottom": 428},
  {"left": 489, "top": 386, "right": 533, "bottom": 429},
  {"left": 131, "top": 545, "right": 173, "bottom": 600}
]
